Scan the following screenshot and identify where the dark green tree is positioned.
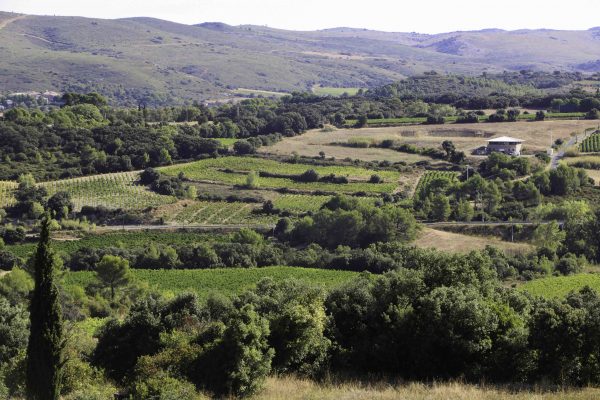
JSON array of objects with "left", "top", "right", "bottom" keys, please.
[{"left": 25, "top": 215, "right": 64, "bottom": 400}]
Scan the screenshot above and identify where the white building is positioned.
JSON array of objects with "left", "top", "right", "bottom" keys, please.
[{"left": 486, "top": 136, "right": 524, "bottom": 156}]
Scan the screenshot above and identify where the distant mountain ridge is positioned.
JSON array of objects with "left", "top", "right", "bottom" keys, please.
[{"left": 0, "top": 11, "right": 599, "bottom": 105}]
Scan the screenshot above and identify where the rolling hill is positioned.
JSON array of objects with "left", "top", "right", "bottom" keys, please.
[{"left": 0, "top": 11, "right": 599, "bottom": 105}]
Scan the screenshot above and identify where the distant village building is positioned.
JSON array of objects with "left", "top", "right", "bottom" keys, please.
[{"left": 486, "top": 136, "right": 524, "bottom": 156}]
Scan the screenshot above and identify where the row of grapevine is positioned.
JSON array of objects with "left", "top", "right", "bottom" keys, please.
[
  {"left": 163, "top": 201, "right": 275, "bottom": 225},
  {"left": 40, "top": 171, "right": 176, "bottom": 211},
  {"left": 272, "top": 194, "right": 378, "bottom": 212},
  {"left": 413, "top": 171, "right": 459, "bottom": 200},
  {"left": 580, "top": 133, "right": 600, "bottom": 153},
  {"left": 159, "top": 156, "right": 400, "bottom": 180},
  {"left": 159, "top": 158, "right": 400, "bottom": 194},
  {"left": 0, "top": 181, "right": 17, "bottom": 208}
]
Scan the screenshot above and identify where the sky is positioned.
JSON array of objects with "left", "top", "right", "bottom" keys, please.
[{"left": 0, "top": 0, "right": 598, "bottom": 33}]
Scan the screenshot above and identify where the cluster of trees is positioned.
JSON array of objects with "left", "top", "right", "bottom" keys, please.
[
  {"left": 413, "top": 154, "right": 589, "bottom": 223},
  {"left": 8, "top": 174, "right": 74, "bottom": 221},
  {"left": 279, "top": 195, "right": 417, "bottom": 249},
  {"left": 479, "top": 152, "right": 533, "bottom": 178},
  {"left": 7, "top": 224, "right": 600, "bottom": 398},
  {"left": 365, "top": 73, "right": 599, "bottom": 110},
  {"left": 415, "top": 172, "right": 538, "bottom": 223},
  {"left": 0, "top": 95, "right": 314, "bottom": 180},
  {"left": 140, "top": 168, "right": 196, "bottom": 199},
  {"left": 532, "top": 164, "right": 590, "bottom": 196}
]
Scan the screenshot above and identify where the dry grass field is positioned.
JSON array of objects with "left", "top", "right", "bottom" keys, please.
[
  {"left": 414, "top": 228, "right": 533, "bottom": 255},
  {"left": 255, "top": 376, "right": 600, "bottom": 400},
  {"left": 583, "top": 169, "right": 600, "bottom": 185},
  {"left": 261, "top": 129, "right": 434, "bottom": 162},
  {"left": 264, "top": 121, "right": 599, "bottom": 162}
]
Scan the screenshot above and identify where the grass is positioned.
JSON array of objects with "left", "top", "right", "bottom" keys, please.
[
  {"left": 257, "top": 375, "right": 600, "bottom": 400},
  {"left": 64, "top": 267, "right": 359, "bottom": 301},
  {"left": 312, "top": 86, "right": 361, "bottom": 96},
  {"left": 414, "top": 228, "right": 533, "bottom": 255},
  {"left": 233, "top": 88, "right": 288, "bottom": 97},
  {"left": 519, "top": 274, "right": 600, "bottom": 298},
  {"left": 261, "top": 131, "right": 434, "bottom": 164},
  {"left": 565, "top": 155, "right": 600, "bottom": 170},
  {"left": 213, "top": 138, "right": 240, "bottom": 147}
]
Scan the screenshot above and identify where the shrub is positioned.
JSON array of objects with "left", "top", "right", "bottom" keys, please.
[
  {"left": 297, "top": 169, "right": 319, "bottom": 183},
  {"left": 233, "top": 140, "right": 256, "bottom": 155},
  {"left": 191, "top": 305, "right": 273, "bottom": 397},
  {"left": 369, "top": 174, "right": 383, "bottom": 184}
]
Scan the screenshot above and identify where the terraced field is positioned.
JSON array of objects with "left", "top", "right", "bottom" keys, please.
[
  {"left": 41, "top": 171, "right": 176, "bottom": 211},
  {"left": 159, "top": 157, "right": 401, "bottom": 194}
]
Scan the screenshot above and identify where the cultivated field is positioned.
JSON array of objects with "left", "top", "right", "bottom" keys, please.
[
  {"left": 414, "top": 227, "right": 533, "bottom": 255},
  {"left": 312, "top": 85, "right": 361, "bottom": 96},
  {"left": 41, "top": 171, "right": 176, "bottom": 211},
  {"left": 266, "top": 121, "right": 600, "bottom": 161},
  {"left": 65, "top": 267, "right": 359, "bottom": 301},
  {"left": 6, "top": 231, "right": 222, "bottom": 258},
  {"left": 413, "top": 171, "right": 458, "bottom": 199},
  {"left": 159, "top": 156, "right": 403, "bottom": 194},
  {"left": 153, "top": 199, "right": 275, "bottom": 225},
  {"left": 0, "top": 180, "right": 17, "bottom": 208},
  {"left": 519, "top": 273, "right": 600, "bottom": 298},
  {"left": 579, "top": 133, "right": 600, "bottom": 152}
]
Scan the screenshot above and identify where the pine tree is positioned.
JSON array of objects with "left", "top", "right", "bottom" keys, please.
[{"left": 25, "top": 215, "right": 64, "bottom": 400}]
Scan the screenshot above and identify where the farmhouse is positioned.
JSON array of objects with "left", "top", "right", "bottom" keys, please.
[{"left": 486, "top": 136, "right": 524, "bottom": 156}]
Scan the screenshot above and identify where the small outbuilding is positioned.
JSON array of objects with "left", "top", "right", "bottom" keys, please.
[{"left": 486, "top": 136, "right": 524, "bottom": 156}]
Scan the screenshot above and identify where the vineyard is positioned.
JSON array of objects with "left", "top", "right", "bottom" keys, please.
[
  {"left": 272, "top": 194, "right": 377, "bottom": 212},
  {"left": 519, "top": 273, "right": 600, "bottom": 299},
  {"left": 413, "top": 171, "right": 459, "bottom": 199},
  {"left": 6, "top": 231, "right": 226, "bottom": 259},
  {"left": 64, "top": 267, "right": 360, "bottom": 301},
  {"left": 159, "top": 157, "right": 400, "bottom": 194},
  {"left": 0, "top": 181, "right": 17, "bottom": 208},
  {"left": 40, "top": 171, "right": 176, "bottom": 211},
  {"left": 158, "top": 200, "right": 275, "bottom": 225},
  {"left": 579, "top": 133, "right": 600, "bottom": 153}
]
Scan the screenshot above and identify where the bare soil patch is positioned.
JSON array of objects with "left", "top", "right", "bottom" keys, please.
[{"left": 414, "top": 227, "right": 533, "bottom": 255}]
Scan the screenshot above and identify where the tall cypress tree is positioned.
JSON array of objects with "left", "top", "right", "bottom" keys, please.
[{"left": 26, "top": 215, "right": 64, "bottom": 400}]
